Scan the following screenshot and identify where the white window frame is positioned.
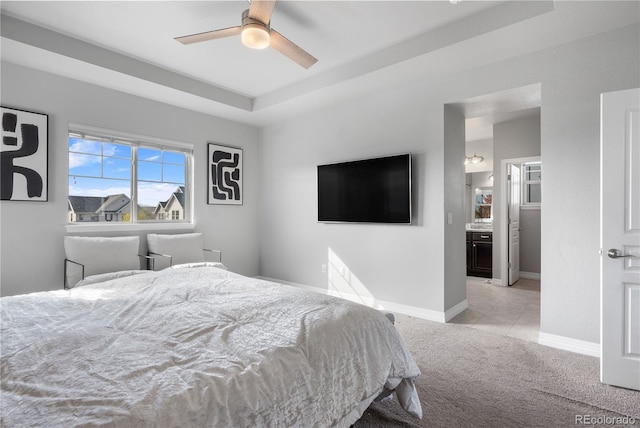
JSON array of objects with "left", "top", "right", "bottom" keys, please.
[
  {"left": 66, "top": 124, "right": 194, "bottom": 233},
  {"left": 521, "top": 161, "right": 542, "bottom": 209}
]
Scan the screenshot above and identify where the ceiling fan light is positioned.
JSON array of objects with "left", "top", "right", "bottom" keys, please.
[{"left": 242, "top": 24, "right": 270, "bottom": 49}]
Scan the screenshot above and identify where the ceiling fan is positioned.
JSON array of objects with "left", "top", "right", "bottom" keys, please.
[{"left": 175, "top": 0, "right": 318, "bottom": 69}]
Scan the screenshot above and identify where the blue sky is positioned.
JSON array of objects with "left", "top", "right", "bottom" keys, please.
[{"left": 69, "top": 138, "right": 185, "bottom": 206}]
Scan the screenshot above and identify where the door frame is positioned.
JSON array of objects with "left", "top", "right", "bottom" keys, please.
[
  {"left": 508, "top": 163, "right": 521, "bottom": 285},
  {"left": 499, "top": 156, "right": 540, "bottom": 286}
]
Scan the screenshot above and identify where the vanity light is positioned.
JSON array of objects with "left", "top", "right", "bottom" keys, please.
[{"left": 464, "top": 153, "right": 484, "bottom": 165}]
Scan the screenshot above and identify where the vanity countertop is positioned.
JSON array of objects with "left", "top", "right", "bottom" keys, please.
[{"left": 466, "top": 224, "right": 493, "bottom": 233}]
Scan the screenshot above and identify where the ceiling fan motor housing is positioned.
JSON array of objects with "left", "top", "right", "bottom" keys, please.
[{"left": 241, "top": 9, "right": 270, "bottom": 49}]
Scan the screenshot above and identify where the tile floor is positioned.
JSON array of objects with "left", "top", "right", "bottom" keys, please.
[{"left": 450, "top": 276, "right": 541, "bottom": 343}]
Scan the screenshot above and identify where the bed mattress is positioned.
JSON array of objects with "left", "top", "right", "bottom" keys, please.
[{"left": 1, "top": 264, "right": 421, "bottom": 427}]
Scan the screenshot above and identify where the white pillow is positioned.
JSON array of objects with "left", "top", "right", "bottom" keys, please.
[
  {"left": 64, "top": 236, "right": 141, "bottom": 287},
  {"left": 146, "top": 233, "right": 205, "bottom": 265},
  {"left": 76, "top": 270, "right": 148, "bottom": 287},
  {"left": 169, "top": 262, "right": 227, "bottom": 271}
]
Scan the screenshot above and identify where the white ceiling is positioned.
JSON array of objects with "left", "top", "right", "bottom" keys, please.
[
  {"left": 1, "top": 1, "right": 497, "bottom": 96},
  {"left": 1, "top": 1, "right": 639, "bottom": 126}
]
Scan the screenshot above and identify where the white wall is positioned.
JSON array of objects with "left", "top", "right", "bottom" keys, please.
[
  {"left": 465, "top": 139, "right": 494, "bottom": 174},
  {"left": 259, "top": 87, "right": 448, "bottom": 317},
  {"left": 537, "top": 27, "right": 640, "bottom": 343},
  {"left": 258, "top": 24, "right": 640, "bottom": 342},
  {"left": 1, "top": 22, "right": 638, "bottom": 344},
  {"left": 0, "top": 62, "right": 260, "bottom": 296}
]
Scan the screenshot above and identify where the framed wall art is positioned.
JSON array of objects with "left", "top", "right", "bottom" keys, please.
[
  {"left": 208, "top": 143, "right": 242, "bottom": 205},
  {"left": 1, "top": 106, "right": 48, "bottom": 202}
]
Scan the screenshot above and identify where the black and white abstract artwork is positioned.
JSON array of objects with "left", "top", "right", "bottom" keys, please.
[
  {"left": 1, "top": 106, "right": 48, "bottom": 202},
  {"left": 208, "top": 143, "right": 242, "bottom": 205}
]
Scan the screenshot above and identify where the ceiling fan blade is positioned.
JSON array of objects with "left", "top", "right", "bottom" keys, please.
[
  {"left": 270, "top": 29, "right": 318, "bottom": 69},
  {"left": 175, "top": 26, "right": 242, "bottom": 45},
  {"left": 248, "top": 0, "right": 276, "bottom": 24}
]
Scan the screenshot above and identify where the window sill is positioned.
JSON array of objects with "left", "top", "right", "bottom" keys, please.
[
  {"left": 65, "top": 222, "right": 195, "bottom": 234},
  {"left": 520, "top": 204, "right": 541, "bottom": 211}
]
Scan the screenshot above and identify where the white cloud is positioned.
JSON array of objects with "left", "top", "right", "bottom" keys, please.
[
  {"left": 69, "top": 152, "right": 101, "bottom": 169},
  {"left": 140, "top": 155, "right": 161, "bottom": 162},
  {"left": 69, "top": 140, "right": 120, "bottom": 169},
  {"left": 69, "top": 184, "right": 130, "bottom": 198},
  {"left": 138, "top": 182, "right": 181, "bottom": 206},
  {"left": 69, "top": 140, "right": 98, "bottom": 152}
]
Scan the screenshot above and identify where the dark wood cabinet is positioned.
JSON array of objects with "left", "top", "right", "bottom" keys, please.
[{"left": 467, "top": 231, "right": 492, "bottom": 278}]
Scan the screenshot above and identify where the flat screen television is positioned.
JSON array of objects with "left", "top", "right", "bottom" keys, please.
[{"left": 317, "top": 153, "right": 412, "bottom": 224}]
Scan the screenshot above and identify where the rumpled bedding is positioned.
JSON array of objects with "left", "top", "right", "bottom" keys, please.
[{"left": 1, "top": 265, "right": 421, "bottom": 427}]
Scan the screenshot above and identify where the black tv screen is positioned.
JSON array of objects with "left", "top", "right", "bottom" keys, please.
[{"left": 317, "top": 153, "right": 412, "bottom": 224}]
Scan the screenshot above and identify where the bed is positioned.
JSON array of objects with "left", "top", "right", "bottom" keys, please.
[{"left": 1, "top": 262, "right": 422, "bottom": 426}]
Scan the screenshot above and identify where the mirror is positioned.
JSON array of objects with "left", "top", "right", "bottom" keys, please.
[{"left": 474, "top": 187, "right": 492, "bottom": 222}]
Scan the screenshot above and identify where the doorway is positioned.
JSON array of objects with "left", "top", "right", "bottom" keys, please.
[
  {"left": 454, "top": 84, "right": 542, "bottom": 339},
  {"left": 453, "top": 276, "right": 540, "bottom": 342},
  {"left": 459, "top": 160, "right": 541, "bottom": 343},
  {"left": 500, "top": 157, "right": 541, "bottom": 286}
]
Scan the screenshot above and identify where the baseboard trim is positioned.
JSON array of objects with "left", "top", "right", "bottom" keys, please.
[
  {"left": 520, "top": 271, "right": 541, "bottom": 280},
  {"left": 445, "top": 299, "right": 468, "bottom": 322},
  {"left": 256, "top": 276, "right": 452, "bottom": 323},
  {"left": 538, "top": 332, "right": 600, "bottom": 357},
  {"left": 491, "top": 274, "right": 541, "bottom": 285},
  {"left": 257, "top": 276, "right": 602, "bottom": 358}
]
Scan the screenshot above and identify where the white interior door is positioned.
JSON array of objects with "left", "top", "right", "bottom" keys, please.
[
  {"left": 508, "top": 164, "right": 521, "bottom": 285},
  {"left": 601, "top": 87, "right": 640, "bottom": 391}
]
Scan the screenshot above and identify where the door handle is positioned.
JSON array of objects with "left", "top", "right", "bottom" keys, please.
[{"left": 607, "top": 249, "right": 636, "bottom": 259}]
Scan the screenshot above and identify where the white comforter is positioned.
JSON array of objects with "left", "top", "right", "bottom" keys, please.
[{"left": 1, "top": 264, "right": 421, "bottom": 427}]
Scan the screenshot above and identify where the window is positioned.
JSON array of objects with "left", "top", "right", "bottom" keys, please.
[
  {"left": 474, "top": 187, "right": 493, "bottom": 222},
  {"left": 68, "top": 125, "right": 192, "bottom": 224},
  {"left": 522, "top": 162, "right": 541, "bottom": 207}
]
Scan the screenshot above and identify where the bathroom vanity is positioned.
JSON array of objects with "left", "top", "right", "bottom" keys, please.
[{"left": 466, "top": 228, "right": 492, "bottom": 278}]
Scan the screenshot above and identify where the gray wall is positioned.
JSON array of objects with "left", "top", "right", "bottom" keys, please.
[
  {"left": 520, "top": 209, "right": 541, "bottom": 274},
  {"left": 259, "top": 87, "right": 447, "bottom": 315},
  {"left": 1, "top": 23, "right": 638, "bottom": 345},
  {"left": 258, "top": 24, "right": 640, "bottom": 343},
  {"left": 492, "top": 113, "right": 541, "bottom": 283},
  {"left": 443, "top": 104, "right": 467, "bottom": 313},
  {"left": 0, "top": 63, "right": 260, "bottom": 296}
]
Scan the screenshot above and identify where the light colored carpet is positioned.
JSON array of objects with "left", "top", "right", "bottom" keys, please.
[{"left": 355, "top": 315, "right": 640, "bottom": 427}]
